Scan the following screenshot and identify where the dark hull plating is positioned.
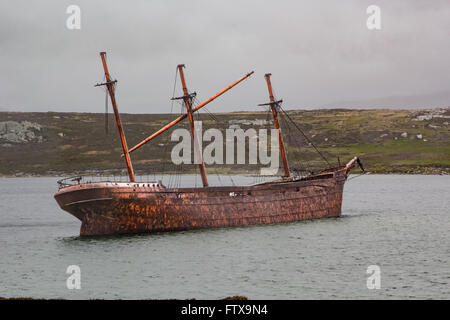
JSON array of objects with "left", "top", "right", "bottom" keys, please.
[
  {"left": 55, "top": 168, "right": 347, "bottom": 235},
  {"left": 54, "top": 167, "right": 349, "bottom": 236}
]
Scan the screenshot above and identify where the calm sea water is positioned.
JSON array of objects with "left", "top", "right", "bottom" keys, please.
[{"left": 0, "top": 175, "right": 448, "bottom": 299}]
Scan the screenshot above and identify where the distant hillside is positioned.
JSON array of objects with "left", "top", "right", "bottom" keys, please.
[
  {"left": 325, "top": 91, "right": 450, "bottom": 109},
  {"left": 1, "top": 108, "right": 449, "bottom": 177}
]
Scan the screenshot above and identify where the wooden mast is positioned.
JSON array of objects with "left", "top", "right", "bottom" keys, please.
[
  {"left": 262, "top": 73, "right": 290, "bottom": 178},
  {"left": 177, "top": 64, "right": 208, "bottom": 187},
  {"left": 97, "top": 52, "right": 135, "bottom": 182}
]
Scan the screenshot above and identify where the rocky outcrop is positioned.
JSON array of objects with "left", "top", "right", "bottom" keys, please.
[
  {"left": 0, "top": 121, "right": 43, "bottom": 144},
  {"left": 228, "top": 119, "right": 273, "bottom": 126},
  {"left": 409, "top": 107, "right": 450, "bottom": 121}
]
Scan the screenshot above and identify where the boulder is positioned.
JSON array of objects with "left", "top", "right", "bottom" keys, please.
[{"left": 0, "top": 121, "right": 43, "bottom": 144}]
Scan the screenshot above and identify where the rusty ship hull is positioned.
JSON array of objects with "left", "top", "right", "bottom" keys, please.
[
  {"left": 54, "top": 166, "right": 350, "bottom": 236},
  {"left": 54, "top": 53, "right": 364, "bottom": 237}
]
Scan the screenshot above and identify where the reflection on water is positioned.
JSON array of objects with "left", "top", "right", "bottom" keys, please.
[{"left": 0, "top": 175, "right": 449, "bottom": 299}]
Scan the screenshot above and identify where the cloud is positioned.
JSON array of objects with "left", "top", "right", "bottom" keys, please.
[{"left": 0, "top": 0, "right": 449, "bottom": 113}]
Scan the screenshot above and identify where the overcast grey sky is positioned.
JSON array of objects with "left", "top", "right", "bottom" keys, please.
[{"left": 0, "top": 0, "right": 449, "bottom": 113}]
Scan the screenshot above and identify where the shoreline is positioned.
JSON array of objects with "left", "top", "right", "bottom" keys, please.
[
  {"left": 1, "top": 170, "right": 449, "bottom": 178},
  {"left": 2, "top": 109, "right": 449, "bottom": 177}
]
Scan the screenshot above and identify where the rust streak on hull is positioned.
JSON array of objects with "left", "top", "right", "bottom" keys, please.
[{"left": 54, "top": 167, "right": 349, "bottom": 236}]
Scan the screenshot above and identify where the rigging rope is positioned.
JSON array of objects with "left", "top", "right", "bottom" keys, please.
[
  {"left": 277, "top": 106, "right": 312, "bottom": 173},
  {"left": 161, "top": 66, "right": 179, "bottom": 187},
  {"left": 278, "top": 106, "right": 331, "bottom": 167},
  {"left": 192, "top": 95, "right": 228, "bottom": 187},
  {"left": 347, "top": 172, "right": 367, "bottom": 181}
]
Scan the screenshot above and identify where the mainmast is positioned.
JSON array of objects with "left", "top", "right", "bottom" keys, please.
[
  {"left": 96, "top": 52, "right": 135, "bottom": 182},
  {"left": 175, "top": 64, "right": 208, "bottom": 187},
  {"left": 259, "top": 73, "right": 290, "bottom": 178},
  {"left": 124, "top": 68, "right": 254, "bottom": 187}
]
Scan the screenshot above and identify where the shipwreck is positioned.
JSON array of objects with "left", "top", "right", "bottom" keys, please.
[{"left": 54, "top": 52, "right": 363, "bottom": 236}]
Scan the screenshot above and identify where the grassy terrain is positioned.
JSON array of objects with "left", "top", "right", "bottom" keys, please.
[{"left": 1, "top": 108, "right": 449, "bottom": 177}]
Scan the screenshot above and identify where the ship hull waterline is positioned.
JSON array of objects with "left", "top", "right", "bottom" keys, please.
[{"left": 54, "top": 166, "right": 354, "bottom": 236}]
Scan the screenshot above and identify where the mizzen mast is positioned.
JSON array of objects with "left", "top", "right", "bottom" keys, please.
[
  {"left": 259, "top": 73, "right": 290, "bottom": 178},
  {"left": 174, "top": 64, "right": 209, "bottom": 187},
  {"left": 96, "top": 52, "right": 135, "bottom": 182}
]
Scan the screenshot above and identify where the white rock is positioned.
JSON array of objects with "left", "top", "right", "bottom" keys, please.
[
  {"left": 228, "top": 119, "right": 272, "bottom": 126},
  {"left": 401, "top": 132, "right": 408, "bottom": 138},
  {"left": 416, "top": 134, "right": 423, "bottom": 139},
  {"left": 415, "top": 115, "right": 432, "bottom": 121},
  {"left": 0, "top": 121, "right": 42, "bottom": 143}
]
